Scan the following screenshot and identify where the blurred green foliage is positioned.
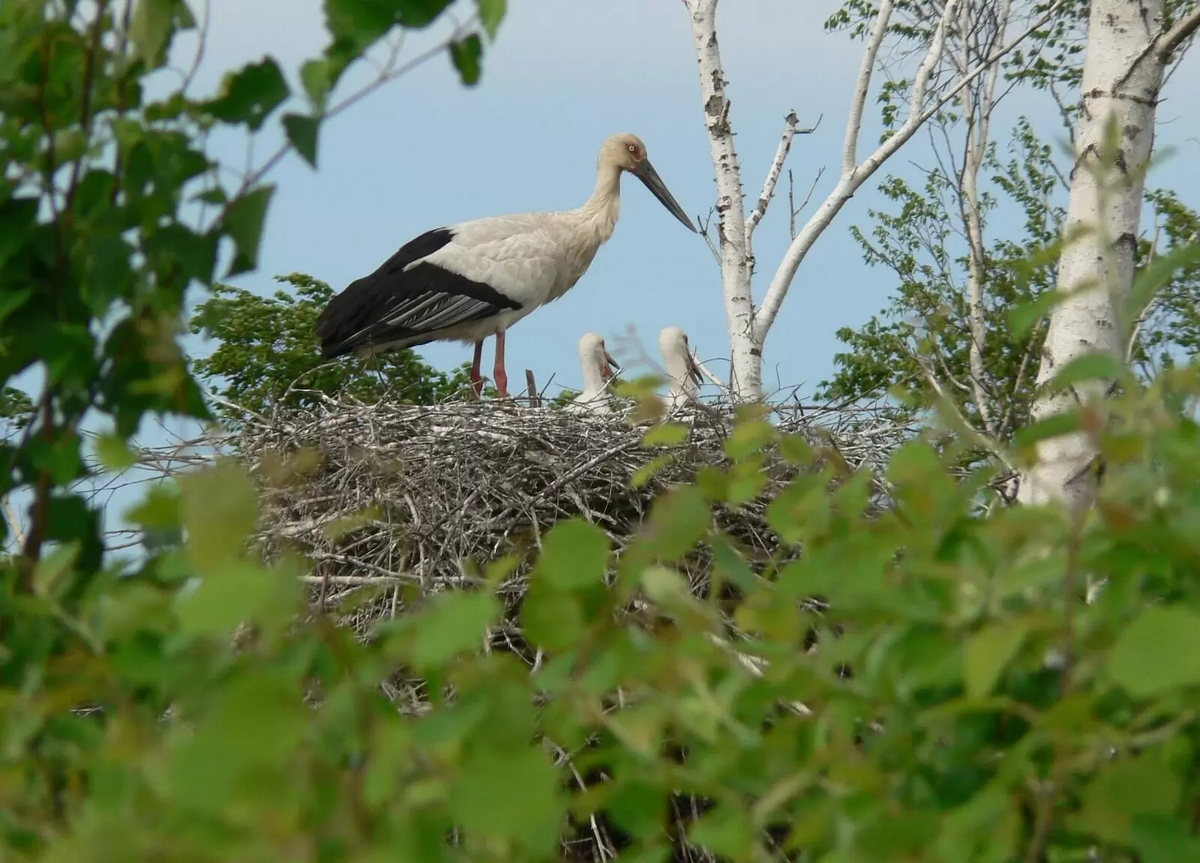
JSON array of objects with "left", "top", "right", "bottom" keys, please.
[
  {"left": 189, "top": 273, "right": 474, "bottom": 422},
  {"left": 4, "top": 0, "right": 1200, "bottom": 861},
  {"left": 9, "top": 350, "right": 1200, "bottom": 862}
]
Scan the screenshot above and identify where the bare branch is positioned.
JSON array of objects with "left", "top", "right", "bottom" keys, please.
[
  {"left": 696, "top": 207, "right": 722, "bottom": 264},
  {"left": 745, "top": 110, "right": 800, "bottom": 243}
]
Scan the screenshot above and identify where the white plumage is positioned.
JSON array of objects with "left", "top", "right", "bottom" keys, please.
[
  {"left": 316, "top": 133, "right": 696, "bottom": 399},
  {"left": 565, "top": 332, "right": 620, "bottom": 415},
  {"left": 658, "top": 326, "right": 704, "bottom": 410}
]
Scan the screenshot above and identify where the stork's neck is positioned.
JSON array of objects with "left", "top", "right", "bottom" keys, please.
[
  {"left": 580, "top": 361, "right": 607, "bottom": 399},
  {"left": 665, "top": 354, "right": 697, "bottom": 400},
  {"left": 577, "top": 162, "right": 622, "bottom": 242}
]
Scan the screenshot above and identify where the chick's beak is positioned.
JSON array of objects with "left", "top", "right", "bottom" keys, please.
[{"left": 602, "top": 349, "right": 620, "bottom": 380}]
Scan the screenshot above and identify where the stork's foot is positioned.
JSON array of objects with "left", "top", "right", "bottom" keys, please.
[
  {"left": 494, "top": 369, "right": 508, "bottom": 400},
  {"left": 468, "top": 371, "right": 484, "bottom": 401}
]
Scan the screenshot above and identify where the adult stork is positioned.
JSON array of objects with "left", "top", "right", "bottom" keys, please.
[
  {"left": 565, "top": 332, "right": 620, "bottom": 415},
  {"left": 658, "top": 326, "right": 704, "bottom": 409},
  {"left": 315, "top": 133, "right": 696, "bottom": 399}
]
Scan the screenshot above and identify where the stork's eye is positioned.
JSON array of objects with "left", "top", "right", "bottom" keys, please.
[{"left": 627, "top": 144, "right": 637, "bottom": 154}]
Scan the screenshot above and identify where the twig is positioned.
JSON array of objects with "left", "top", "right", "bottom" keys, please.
[{"left": 745, "top": 111, "right": 800, "bottom": 243}]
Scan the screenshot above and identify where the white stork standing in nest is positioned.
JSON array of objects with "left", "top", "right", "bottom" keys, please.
[
  {"left": 315, "top": 133, "right": 696, "bottom": 400},
  {"left": 658, "top": 326, "right": 704, "bottom": 410},
  {"left": 565, "top": 332, "right": 620, "bottom": 415}
]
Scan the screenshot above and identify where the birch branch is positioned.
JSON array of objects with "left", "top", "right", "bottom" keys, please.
[
  {"left": 745, "top": 111, "right": 800, "bottom": 243},
  {"left": 754, "top": 0, "right": 1063, "bottom": 338},
  {"left": 1159, "top": 3, "right": 1200, "bottom": 58},
  {"left": 843, "top": 0, "right": 897, "bottom": 176}
]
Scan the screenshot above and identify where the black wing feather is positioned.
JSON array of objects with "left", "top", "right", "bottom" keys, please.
[{"left": 316, "top": 227, "right": 522, "bottom": 359}]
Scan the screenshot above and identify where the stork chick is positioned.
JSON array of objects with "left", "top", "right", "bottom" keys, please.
[
  {"left": 315, "top": 134, "right": 696, "bottom": 400},
  {"left": 565, "top": 332, "right": 620, "bottom": 414},
  {"left": 658, "top": 326, "right": 704, "bottom": 410}
]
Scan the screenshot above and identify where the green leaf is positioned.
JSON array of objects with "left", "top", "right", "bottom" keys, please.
[
  {"left": 723, "top": 417, "right": 775, "bottom": 461},
  {"left": 640, "top": 565, "right": 689, "bottom": 605},
  {"left": 779, "top": 433, "right": 815, "bottom": 467},
  {"left": 1078, "top": 756, "right": 1183, "bottom": 844},
  {"left": 1125, "top": 241, "right": 1200, "bottom": 330},
  {"left": 175, "top": 562, "right": 301, "bottom": 638},
  {"left": 205, "top": 58, "right": 290, "bottom": 131},
  {"left": 1007, "top": 289, "right": 1063, "bottom": 339},
  {"left": 964, "top": 620, "right": 1030, "bottom": 699},
  {"left": 642, "top": 422, "right": 688, "bottom": 448},
  {"left": 220, "top": 185, "right": 276, "bottom": 277},
  {"left": 477, "top": 0, "right": 506, "bottom": 38},
  {"left": 410, "top": 590, "right": 499, "bottom": 668},
  {"left": 300, "top": 58, "right": 336, "bottom": 109},
  {"left": 1011, "top": 411, "right": 1082, "bottom": 453},
  {"left": 1130, "top": 813, "right": 1200, "bottom": 863},
  {"left": 631, "top": 453, "right": 674, "bottom": 488},
  {"left": 1047, "top": 352, "right": 1130, "bottom": 393},
  {"left": 450, "top": 35, "right": 482, "bottom": 86},
  {"left": 129, "top": 0, "right": 194, "bottom": 67},
  {"left": 283, "top": 113, "right": 320, "bottom": 169},
  {"left": 521, "top": 580, "right": 585, "bottom": 653},
  {"left": 450, "top": 744, "right": 563, "bottom": 852},
  {"left": 1107, "top": 606, "right": 1200, "bottom": 699},
  {"left": 538, "top": 518, "right": 610, "bottom": 590},
  {"left": 94, "top": 433, "right": 138, "bottom": 471},
  {"left": 178, "top": 461, "right": 258, "bottom": 574},
  {"left": 33, "top": 543, "right": 80, "bottom": 599},
  {"left": 641, "top": 485, "right": 710, "bottom": 561}
]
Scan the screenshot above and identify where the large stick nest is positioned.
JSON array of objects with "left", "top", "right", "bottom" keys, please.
[{"left": 238, "top": 395, "right": 912, "bottom": 627}]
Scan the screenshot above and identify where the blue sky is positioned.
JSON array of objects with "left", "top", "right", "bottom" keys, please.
[
  {"left": 179, "top": 0, "right": 1200, "bottom": 395},
  {"left": 8, "top": 0, "right": 1200, "bottom": 551}
]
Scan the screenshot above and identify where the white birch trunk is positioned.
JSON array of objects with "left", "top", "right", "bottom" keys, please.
[
  {"left": 1017, "top": 0, "right": 1200, "bottom": 505},
  {"left": 686, "top": 0, "right": 760, "bottom": 399}
]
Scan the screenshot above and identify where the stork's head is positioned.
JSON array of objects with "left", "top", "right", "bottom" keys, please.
[
  {"left": 600, "top": 133, "right": 696, "bottom": 233},
  {"left": 579, "top": 332, "right": 620, "bottom": 380},
  {"left": 658, "top": 326, "right": 703, "bottom": 390}
]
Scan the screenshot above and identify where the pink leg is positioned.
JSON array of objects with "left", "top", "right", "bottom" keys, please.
[
  {"left": 469, "top": 340, "right": 484, "bottom": 400},
  {"left": 493, "top": 330, "right": 508, "bottom": 399}
]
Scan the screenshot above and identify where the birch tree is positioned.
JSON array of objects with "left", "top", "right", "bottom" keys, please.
[
  {"left": 680, "top": 0, "right": 1062, "bottom": 400},
  {"left": 1017, "top": 0, "right": 1200, "bottom": 505}
]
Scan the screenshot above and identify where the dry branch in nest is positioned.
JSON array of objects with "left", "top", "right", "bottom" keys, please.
[{"left": 237, "top": 394, "right": 912, "bottom": 651}]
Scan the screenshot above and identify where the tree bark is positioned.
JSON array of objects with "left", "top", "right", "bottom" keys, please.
[
  {"left": 686, "top": 0, "right": 760, "bottom": 398},
  {"left": 1017, "top": 0, "right": 1200, "bottom": 505}
]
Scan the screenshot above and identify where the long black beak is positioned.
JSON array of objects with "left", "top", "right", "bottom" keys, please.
[{"left": 631, "top": 159, "right": 696, "bottom": 232}]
